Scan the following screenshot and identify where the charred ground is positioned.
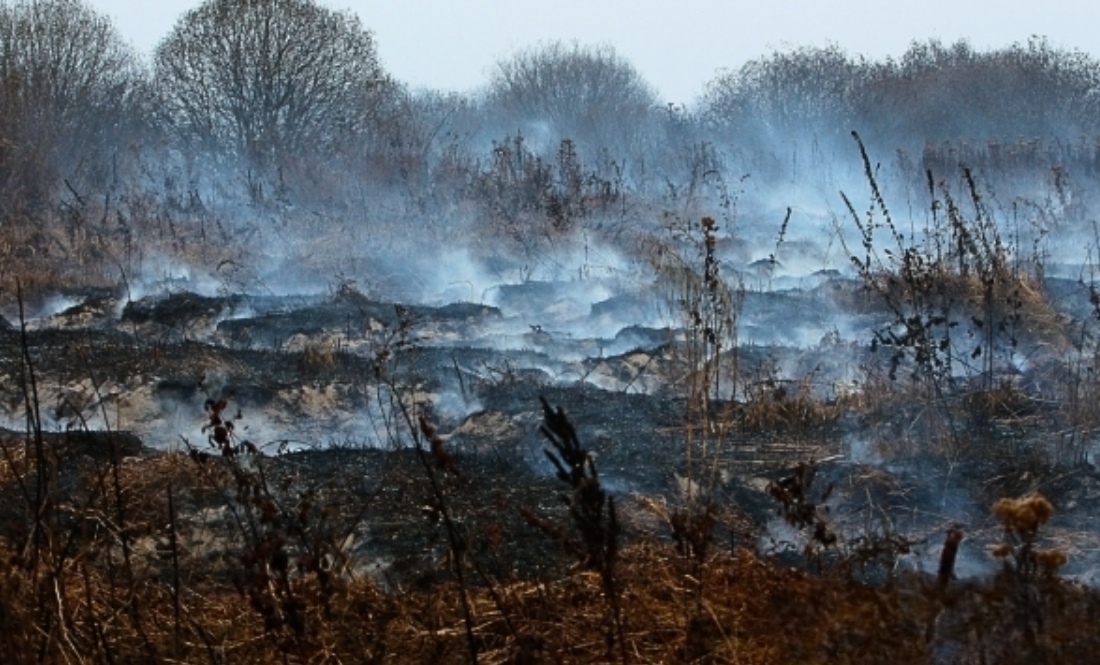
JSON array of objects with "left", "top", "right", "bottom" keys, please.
[{"left": 2, "top": 262, "right": 1100, "bottom": 662}]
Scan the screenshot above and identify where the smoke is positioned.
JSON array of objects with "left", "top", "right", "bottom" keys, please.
[
  {"left": 34, "top": 294, "right": 83, "bottom": 321},
  {"left": 125, "top": 252, "right": 229, "bottom": 301},
  {"left": 401, "top": 247, "right": 512, "bottom": 306},
  {"left": 430, "top": 385, "right": 482, "bottom": 423},
  {"left": 14, "top": 65, "right": 1100, "bottom": 589}
]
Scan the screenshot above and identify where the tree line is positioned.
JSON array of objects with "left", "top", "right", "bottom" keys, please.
[{"left": 3, "top": 0, "right": 1100, "bottom": 234}]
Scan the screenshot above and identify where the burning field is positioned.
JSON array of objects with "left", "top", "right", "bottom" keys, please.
[
  {"left": 3, "top": 192, "right": 1100, "bottom": 662},
  {"left": 7, "top": 6, "right": 1100, "bottom": 659}
]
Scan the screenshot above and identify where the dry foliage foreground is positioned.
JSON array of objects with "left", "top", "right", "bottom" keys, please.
[{"left": 0, "top": 399, "right": 1098, "bottom": 665}]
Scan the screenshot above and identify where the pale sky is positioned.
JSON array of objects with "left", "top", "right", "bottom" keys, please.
[{"left": 87, "top": 0, "right": 1099, "bottom": 105}]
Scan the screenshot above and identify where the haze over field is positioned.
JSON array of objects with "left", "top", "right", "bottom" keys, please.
[
  {"left": 3, "top": 0, "right": 1100, "bottom": 332},
  {"left": 86, "top": 0, "right": 1100, "bottom": 104},
  {"left": 7, "top": 3, "right": 1100, "bottom": 660}
]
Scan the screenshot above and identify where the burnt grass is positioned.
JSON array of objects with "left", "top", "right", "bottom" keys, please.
[{"left": 3, "top": 284, "right": 1100, "bottom": 662}]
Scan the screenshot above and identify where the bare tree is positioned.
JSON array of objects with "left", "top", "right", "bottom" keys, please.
[
  {"left": 487, "top": 41, "right": 658, "bottom": 157},
  {"left": 0, "top": 0, "right": 144, "bottom": 205},
  {"left": 855, "top": 37, "right": 1100, "bottom": 143},
  {"left": 700, "top": 44, "right": 866, "bottom": 147},
  {"left": 701, "top": 39, "right": 1100, "bottom": 153},
  {"left": 154, "top": 0, "right": 389, "bottom": 166}
]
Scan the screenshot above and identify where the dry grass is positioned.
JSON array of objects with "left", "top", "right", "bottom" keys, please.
[
  {"left": 0, "top": 187, "right": 247, "bottom": 305},
  {"left": 2, "top": 160, "right": 1099, "bottom": 665},
  {"left": 862, "top": 268, "right": 1071, "bottom": 354},
  {"left": 4, "top": 520, "right": 1096, "bottom": 664},
  {"left": 300, "top": 338, "right": 340, "bottom": 375},
  {"left": 739, "top": 375, "right": 845, "bottom": 433},
  {"left": 1, "top": 429, "right": 1098, "bottom": 665}
]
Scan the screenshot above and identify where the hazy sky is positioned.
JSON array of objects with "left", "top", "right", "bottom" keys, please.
[{"left": 87, "top": 0, "right": 1098, "bottom": 105}]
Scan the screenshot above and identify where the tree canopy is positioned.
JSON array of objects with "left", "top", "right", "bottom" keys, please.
[
  {"left": 700, "top": 38, "right": 1100, "bottom": 149},
  {"left": 487, "top": 41, "right": 659, "bottom": 154},
  {"left": 0, "top": 0, "right": 143, "bottom": 206},
  {"left": 154, "top": 0, "right": 389, "bottom": 164}
]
